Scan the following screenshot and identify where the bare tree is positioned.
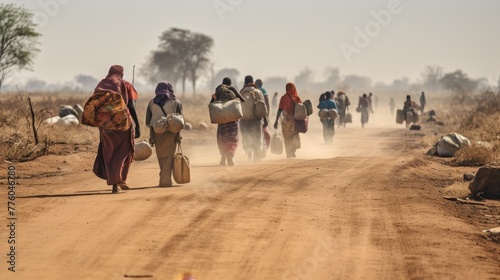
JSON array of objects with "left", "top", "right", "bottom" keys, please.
[
  {"left": 0, "top": 4, "right": 41, "bottom": 92},
  {"left": 421, "top": 65, "right": 444, "bottom": 91}
]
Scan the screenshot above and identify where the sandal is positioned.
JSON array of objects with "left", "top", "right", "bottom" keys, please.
[
  {"left": 112, "top": 184, "right": 125, "bottom": 194},
  {"left": 118, "top": 182, "right": 130, "bottom": 190}
]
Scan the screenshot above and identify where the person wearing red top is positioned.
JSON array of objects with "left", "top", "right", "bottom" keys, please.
[
  {"left": 273, "top": 82, "right": 302, "bottom": 158},
  {"left": 92, "top": 65, "right": 140, "bottom": 193}
]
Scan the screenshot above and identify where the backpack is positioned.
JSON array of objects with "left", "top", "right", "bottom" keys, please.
[
  {"left": 82, "top": 90, "right": 131, "bottom": 131},
  {"left": 241, "top": 88, "right": 267, "bottom": 120}
]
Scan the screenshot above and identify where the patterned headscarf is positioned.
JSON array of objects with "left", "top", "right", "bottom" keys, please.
[{"left": 154, "top": 81, "right": 176, "bottom": 107}]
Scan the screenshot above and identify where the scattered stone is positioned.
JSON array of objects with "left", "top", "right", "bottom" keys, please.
[
  {"left": 468, "top": 165, "right": 500, "bottom": 199},
  {"left": 426, "top": 146, "right": 438, "bottom": 156},
  {"left": 410, "top": 124, "right": 421, "bottom": 130},
  {"left": 463, "top": 172, "right": 475, "bottom": 182},
  {"left": 184, "top": 122, "right": 192, "bottom": 131},
  {"left": 482, "top": 226, "right": 500, "bottom": 235},
  {"left": 59, "top": 105, "right": 78, "bottom": 118}
]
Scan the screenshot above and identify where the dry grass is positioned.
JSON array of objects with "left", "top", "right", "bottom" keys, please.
[
  {"left": 2, "top": 90, "right": 499, "bottom": 163},
  {"left": 454, "top": 145, "right": 498, "bottom": 166},
  {"left": 443, "top": 182, "right": 471, "bottom": 198},
  {"left": 425, "top": 90, "right": 500, "bottom": 166},
  {"left": 0, "top": 91, "right": 214, "bottom": 162}
]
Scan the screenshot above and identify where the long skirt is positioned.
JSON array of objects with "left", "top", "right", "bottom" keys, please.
[
  {"left": 361, "top": 108, "right": 369, "bottom": 126},
  {"left": 217, "top": 121, "right": 239, "bottom": 158},
  {"left": 281, "top": 112, "right": 300, "bottom": 157},
  {"left": 154, "top": 130, "right": 177, "bottom": 187},
  {"left": 240, "top": 119, "right": 263, "bottom": 156},
  {"left": 93, "top": 128, "right": 134, "bottom": 185}
]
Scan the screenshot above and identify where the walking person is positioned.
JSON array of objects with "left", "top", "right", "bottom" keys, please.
[
  {"left": 389, "top": 97, "right": 395, "bottom": 116},
  {"left": 240, "top": 75, "right": 268, "bottom": 161},
  {"left": 92, "top": 65, "right": 140, "bottom": 193},
  {"left": 319, "top": 91, "right": 338, "bottom": 144},
  {"left": 255, "top": 79, "right": 270, "bottom": 118},
  {"left": 211, "top": 77, "right": 245, "bottom": 166},
  {"left": 273, "top": 82, "right": 302, "bottom": 158},
  {"left": 146, "top": 81, "right": 183, "bottom": 187},
  {"left": 336, "top": 91, "right": 350, "bottom": 128},
  {"left": 368, "top": 92, "right": 375, "bottom": 114},
  {"left": 403, "top": 94, "right": 420, "bottom": 127},
  {"left": 271, "top": 92, "right": 279, "bottom": 114},
  {"left": 358, "top": 93, "right": 370, "bottom": 128},
  {"left": 420, "top": 91, "right": 426, "bottom": 115},
  {"left": 255, "top": 79, "right": 272, "bottom": 157}
]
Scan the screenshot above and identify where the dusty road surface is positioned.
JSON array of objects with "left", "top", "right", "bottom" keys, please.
[{"left": 1, "top": 113, "right": 499, "bottom": 280}]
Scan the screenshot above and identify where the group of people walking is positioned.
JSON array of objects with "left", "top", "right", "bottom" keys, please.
[
  {"left": 212, "top": 75, "right": 303, "bottom": 163},
  {"left": 91, "top": 65, "right": 427, "bottom": 193},
  {"left": 91, "top": 65, "right": 184, "bottom": 193},
  {"left": 91, "top": 65, "right": 312, "bottom": 193}
]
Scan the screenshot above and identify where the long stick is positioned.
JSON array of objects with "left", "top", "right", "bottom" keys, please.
[
  {"left": 28, "top": 97, "right": 39, "bottom": 145},
  {"left": 132, "top": 65, "right": 135, "bottom": 86}
]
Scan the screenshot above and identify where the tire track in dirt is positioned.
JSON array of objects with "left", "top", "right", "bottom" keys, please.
[{"left": 4, "top": 126, "right": 500, "bottom": 279}]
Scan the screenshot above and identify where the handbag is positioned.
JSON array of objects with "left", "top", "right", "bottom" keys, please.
[
  {"left": 270, "top": 130, "right": 284, "bottom": 155},
  {"left": 345, "top": 112, "right": 353, "bottom": 123},
  {"left": 173, "top": 143, "right": 190, "bottom": 184},
  {"left": 295, "top": 118, "right": 308, "bottom": 133},
  {"left": 287, "top": 94, "right": 308, "bottom": 133}
]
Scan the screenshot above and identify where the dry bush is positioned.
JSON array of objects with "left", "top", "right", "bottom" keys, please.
[
  {"left": 443, "top": 182, "right": 470, "bottom": 198},
  {"left": 0, "top": 92, "right": 95, "bottom": 161},
  {"left": 427, "top": 90, "right": 500, "bottom": 166},
  {"left": 453, "top": 145, "right": 498, "bottom": 167}
]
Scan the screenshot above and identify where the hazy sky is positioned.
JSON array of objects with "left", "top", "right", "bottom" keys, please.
[{"left": 2, "top": 0, "right": 500, "bottom": 88}]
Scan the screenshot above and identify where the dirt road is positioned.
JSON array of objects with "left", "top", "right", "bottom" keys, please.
[{"left": 1, "top": 113, "right": 499, "bottom": 280}]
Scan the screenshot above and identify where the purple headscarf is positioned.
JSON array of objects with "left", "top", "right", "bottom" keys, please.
[{"left": 154, "top": 81, "right": 176, "bottom": 106}]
